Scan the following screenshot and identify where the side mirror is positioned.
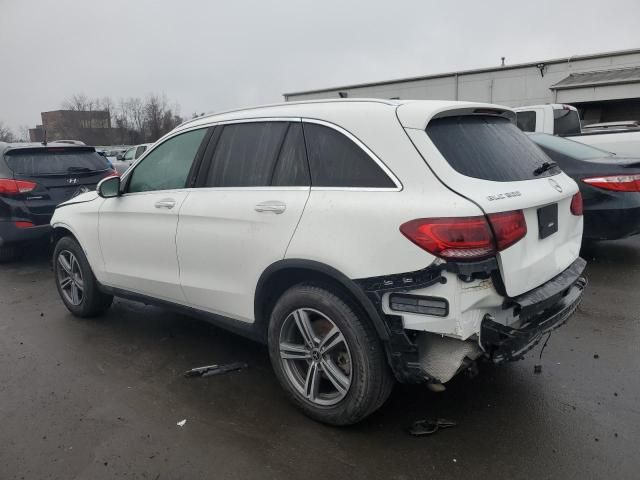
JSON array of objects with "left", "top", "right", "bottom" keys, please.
[
  {"left": 97, "top": 176, "right": 121, "bottom": 198},
  {"left": 116, "top": 154, "right": 124, "bottom": 160}
]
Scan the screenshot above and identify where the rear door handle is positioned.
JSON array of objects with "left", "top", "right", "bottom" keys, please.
[
  {"left": 155, "top": 198, "right": 176, "bottom": 209},
  {"left": 255, "top": 201, "right": 286, "bottom": 214}
]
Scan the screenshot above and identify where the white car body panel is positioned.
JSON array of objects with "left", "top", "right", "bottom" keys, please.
[
  {"left": 177, "top": 187, "right": 310, "bottom": 322},
  {"left": 98, "top": 190, "right": 189, "bottom": 302}
]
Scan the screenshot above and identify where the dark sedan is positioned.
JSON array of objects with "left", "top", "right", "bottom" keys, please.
[{"left": 529, "top": 133, "right": 640, "bottom": 241}]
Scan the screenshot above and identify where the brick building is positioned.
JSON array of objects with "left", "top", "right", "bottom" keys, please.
[{"left": 29, "top": 110, "right": 123, "bottom": 145}]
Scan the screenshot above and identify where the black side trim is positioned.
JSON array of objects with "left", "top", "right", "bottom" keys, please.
[{"left": 101, "top": 286, "right": 263, "bottom": 343}]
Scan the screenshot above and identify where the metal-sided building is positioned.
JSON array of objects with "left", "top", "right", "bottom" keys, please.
[{"left": 284, "top": 48, "right": 640, "bottom": 125}]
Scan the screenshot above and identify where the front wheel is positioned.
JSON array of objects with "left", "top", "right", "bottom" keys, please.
[
  {"left": 268, "top": 284, "right": 394, "bottom": 425},
  {"left": 53, "top": 236, "right": 113, "bottom": 317}
]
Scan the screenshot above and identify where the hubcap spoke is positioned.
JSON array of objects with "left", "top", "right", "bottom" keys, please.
[
  {"left": 293, "top": 309, "right": 317, "bottom": 348},
  {"left": 320, "top": 358, "right": 350, "bottom": 394},
  {"left": 59, "top": 276, "right": 73, "bottom": 289},
  {"left": 280, "top": 342, "right": 311, "bottom": 360},
  {"left": 304, "top": 361, "right": 321, "bottom": 401},
  {"left": 58, "top": 254, "right": 72, "bottom": 274},
  {"left": 319, "top": 327, "right": 345, "bottom": 354}
]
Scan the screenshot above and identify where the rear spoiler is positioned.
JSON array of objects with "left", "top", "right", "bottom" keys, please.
[
  {"left": 5, "top": 146, "right": 96, "bottom": 155},
  {"left": 396, "top": 102, "right": 516, "bottom": 130}
]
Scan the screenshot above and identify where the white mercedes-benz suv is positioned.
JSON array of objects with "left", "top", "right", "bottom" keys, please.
[{"left": 51, "top": 99, "right": 587, "bottom": 425}]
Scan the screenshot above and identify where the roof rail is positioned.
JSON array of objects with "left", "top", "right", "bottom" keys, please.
[{"left": 177, "top": 98, "right": 399, "bottom": 128}]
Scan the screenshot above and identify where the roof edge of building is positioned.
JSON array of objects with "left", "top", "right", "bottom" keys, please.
[{"left": 283, "top": 47, "right": 640, "bottom": 98}]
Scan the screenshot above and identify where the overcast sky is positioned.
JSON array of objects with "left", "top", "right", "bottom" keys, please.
[{"left": 2, "top": 0, "right": 639, "bottom": 131}]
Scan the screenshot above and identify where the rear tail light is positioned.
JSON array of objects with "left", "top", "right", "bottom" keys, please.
[
  {"left": 400, "top": 210, "right": 527, "bottom": 261},
  {"left": 570, "top": 192, "right": 583, "bottom": 216},
  {"left": 0, "top": 179, "right": 37, "bottom": 196},
  {"left": 15, "top": 221, "right": 34, "bottom": 228},
  {"left": 582, "top": 174, "right": 640, "bottom": 192}
]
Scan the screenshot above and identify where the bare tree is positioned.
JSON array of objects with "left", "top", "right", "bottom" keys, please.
[
  {"left": 62, "top": 93, "right": 90, "bottom": 111},
  {"left": 17, "top": 125, "right": 31, "bottom": 142},
  {"left": 0, "top": 121, "right": 15, "bottom": 142}
]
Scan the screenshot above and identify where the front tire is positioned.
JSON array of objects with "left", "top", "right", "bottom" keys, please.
[
  {"left": 53, "top": 236, "right": 113, "bottom": 317},
  {"left": 268, "top": 284, "right": 394, "bottom": 425}
]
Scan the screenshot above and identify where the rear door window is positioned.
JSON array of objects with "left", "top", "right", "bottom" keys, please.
[
  {"left": 205, "top": 122, "right": 288, "bottom": 187},
  {"left": 302, "top": 123, "right": 396, "bottom": 188},
  {"left": 5, "top": 149, "right": 111, "bottom": 176},
  {"left": 426, "top": 115, "right": 555, "bottom": 182},
  {"left": 553, "top": 109, "right": 581, "bottom": 136},
  {"left": 271, "top": 123, "right": 310, "bottom": 186}
]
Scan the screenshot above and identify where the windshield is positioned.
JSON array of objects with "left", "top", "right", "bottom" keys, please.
[
  {"left": 529, "top": 133, "right": 613, "bottom": 160},
  {"left": 426, "top": 115, "right": 556, "bottom": 182},
  {"left": 5, "top": 149, "right": 111, "bottom": 175}
]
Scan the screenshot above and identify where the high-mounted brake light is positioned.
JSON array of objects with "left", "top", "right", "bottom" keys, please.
[
  {"left": 400, "top": 210, "right": 527, "bottom": 261},
  {"left": 582, "top": 174, "right": 640, "bottom": 192},
  {"left": 0, "top": 179, "right": 37, "bottom": 195},
  {"left": 570, "top": 192, "right": 583, "bottom": 216}
]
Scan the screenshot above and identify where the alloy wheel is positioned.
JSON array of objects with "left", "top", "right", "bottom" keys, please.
[
  {"left": 57, "top": 250, "right": 84, "bottom": 306},
  {"left": 279, "top": 308, "right": 352, "bottom": 406}
]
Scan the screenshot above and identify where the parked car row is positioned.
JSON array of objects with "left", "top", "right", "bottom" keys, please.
[{"left": 50, "top": 99, "right": 587, "bottom": 425}]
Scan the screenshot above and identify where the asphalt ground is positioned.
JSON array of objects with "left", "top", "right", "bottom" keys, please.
[{"left": 1, "top": 238, "right": 639, "bottom": 479}]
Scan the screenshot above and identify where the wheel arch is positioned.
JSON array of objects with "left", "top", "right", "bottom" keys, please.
[{"left": 254, "top": 259, "right": 390, "bottom": 343}]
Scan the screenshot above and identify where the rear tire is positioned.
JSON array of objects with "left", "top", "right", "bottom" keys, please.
[
  {"left": 53, "top": 236, "right": 113, "bottom": 317},
  {"left": 268, "top": 283, "right": 394, "bottom": 425}
]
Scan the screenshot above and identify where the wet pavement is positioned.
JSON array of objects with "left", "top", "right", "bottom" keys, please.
[{"left": 1, "top": 238, "right": 639, "bottom": 479}]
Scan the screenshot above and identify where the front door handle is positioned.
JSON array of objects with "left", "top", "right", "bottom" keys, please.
[
  {"left": 255, "top": 201, "right": 286, "bottom": 214},
  {"left": 155, "top": 198, "right": 176, "bottom": 209}
]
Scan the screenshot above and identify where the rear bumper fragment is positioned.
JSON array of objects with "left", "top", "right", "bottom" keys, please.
[
  {"left": 482, "top": 259, "right": 587, "bottom": 363},
  {"left": 0, "top": 220, "right": 51, "bottom": 246}
]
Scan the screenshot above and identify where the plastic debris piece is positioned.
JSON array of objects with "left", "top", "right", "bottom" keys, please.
[
  {"left": 177, "top": 419, "right": 187, "bottom": 427},
  {"left": 408, "top": 418, "right": 456, "bottom": 436},
  {"left": 183, "top": 362, "right": 248, "bottom": 378}
]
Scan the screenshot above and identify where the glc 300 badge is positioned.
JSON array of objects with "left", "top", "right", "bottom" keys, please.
[{"left": 548, "top": 178, "right": 562, "bottom": 193}]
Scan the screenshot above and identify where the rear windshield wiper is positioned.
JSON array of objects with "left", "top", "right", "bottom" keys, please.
[
  {"left": 67, "top": 166, "right": 93, "bottom": 173},
  {"left": 533, "top": 161, "right": 559, "bottom": 176}
]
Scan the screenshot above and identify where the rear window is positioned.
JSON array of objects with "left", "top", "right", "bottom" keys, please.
[
  {"left": 5, "top": 149, "right": 111, "bottom": 176},
  {"left": 553, "top": 109, "right": 581, "bottom": 136},
  {"left": 426, "top": 115, "right": 555, "bottom": 182},
  {"left": 530, "top": 133, "right": 613, "bottom": 160}
]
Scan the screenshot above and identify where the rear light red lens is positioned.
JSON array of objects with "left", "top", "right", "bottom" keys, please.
[
  {"left": 400, "top": 210, "right": 527, "bottom": 261},
  {"left": 400, "top": 217, "right": 496, "bottom": 261},
  {"left": 0, "top": 179, "right": 37, "bottom": 195},
  {"left": 582, "top": 174, "right": 640, "bottom": 192},
  {"left": 15, "top": 221, "right": 34, "bottom": 228},
  {"left": 106, "top": 169, "right": 120, "bottom": 177},
  {"left": 570, "top": 192, "right": 583, "bottom": 216},
  {"left": 487, "top": 210, "right": 528, "bottom": 250}
]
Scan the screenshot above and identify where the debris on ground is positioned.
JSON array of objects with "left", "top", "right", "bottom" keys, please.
[
  {"left": 176, "top": 419, "right": 187, "bottom": 427},
  {"left": 408, "top": 418, "right": 457, "bottom": 436},
  {"left": 594, "top": 354, "right": 600, "bottom": 359},
  {"left": 534, "top": 365, "right": 542, "bottom": 374},
  {"left": 183, "top": 362, "right": 248, "bottom": 378}
]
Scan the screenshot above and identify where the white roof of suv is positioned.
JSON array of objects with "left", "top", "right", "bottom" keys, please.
[{"left": 177, "top": 98, "right": 515, "bottom": 132}]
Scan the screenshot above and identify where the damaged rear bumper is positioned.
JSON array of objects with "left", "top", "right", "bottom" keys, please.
[{"left": 481, "top": 258, "right": 587, "bottom": 363}]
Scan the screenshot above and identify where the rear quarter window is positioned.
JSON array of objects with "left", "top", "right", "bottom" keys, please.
[
  {"left": 426, "top": 115, "right": 555, "bottom": 182},
  {"left": 553, "top": 109, "right": 581, "bottom": 136}
]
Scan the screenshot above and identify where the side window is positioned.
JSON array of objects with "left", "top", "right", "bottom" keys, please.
[
  {"left": 302, "top": 123, "right": 396, "bottom": 188},
  {"left": 516, "top": 111, "right": 536, "bottom": 132},
  {"left": 205, "top": 122, "right": 288, "bottom": 187},
  {"left": 128, "top": 128, "right": 207, "bottom": 193},
  {"left": 123, "top": 147, "right": 136, "bottom": 160},
  {"left": 272, "top": 123, "right": 310, "bottom": 186},
  {"left": 135, "top": 145, "right": 147, "bottom": 158}
]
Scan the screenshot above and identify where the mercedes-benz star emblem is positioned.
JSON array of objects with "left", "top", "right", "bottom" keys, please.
[{"left": 548, "top": 178, "right": 563, "bottom": 193}]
